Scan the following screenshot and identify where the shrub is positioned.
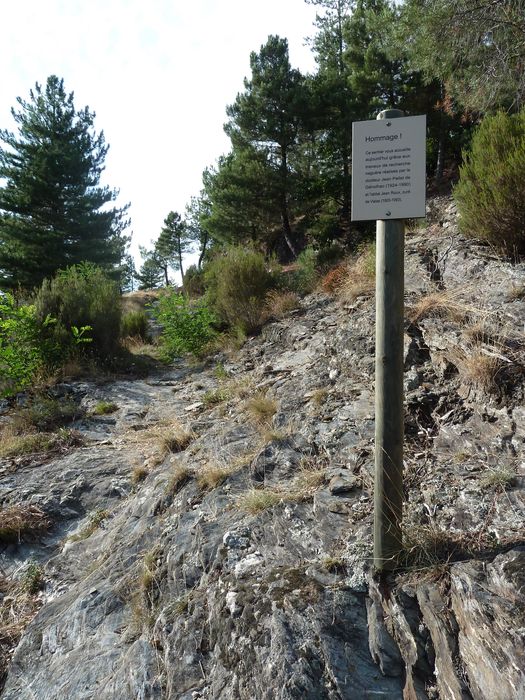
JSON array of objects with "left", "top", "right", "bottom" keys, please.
[
  {"left": 0, "top": 294, "right": 57, "bottom": 397},
  {"left": 183, "top": 264, "right": 206, "bottom": 297},
  {"left": 321, "top": 263, "right": 348, "bottom": 295},
  {"left": 121, "top": 310, "right": 150, "bottom": 341},
  {"left": 204, "top": 247, "right": 279, "bottom": 334},
  {"left": 454, "top": 110, "right": 525, "bottom": 255},
  {"left": 34, "top": 263, "right": 121, "bottom": 361},
  {"left": 154, "top": 290, "right": 216, "bottom": 358},
  {"left": 315, "top": 244, "right": 345, "bottom": 271},
  {"left": 291, "top": 246, "right": 318, "bottom": 294}
]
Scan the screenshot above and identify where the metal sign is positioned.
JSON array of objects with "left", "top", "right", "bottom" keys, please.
[{"left": 351, "top": 114, "right": 426, "bottom": 221}]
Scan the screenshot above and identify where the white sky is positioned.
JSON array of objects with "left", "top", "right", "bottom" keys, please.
[{"left": 0, "top": 0, "right": 319, "bottom": 272}]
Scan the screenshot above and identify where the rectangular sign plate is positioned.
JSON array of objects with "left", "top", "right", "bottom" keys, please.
[{"left": 351, "top": 114, "right": 426, "bottom": 221}]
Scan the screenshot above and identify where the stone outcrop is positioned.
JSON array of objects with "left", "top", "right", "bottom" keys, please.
[{"left": 0, "top": 196, "right": 524, "bottom": 698}]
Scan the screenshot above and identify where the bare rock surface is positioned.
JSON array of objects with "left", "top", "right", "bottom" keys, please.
[{"left": 0, "top": 196, "right": 524, "bottom": 698}]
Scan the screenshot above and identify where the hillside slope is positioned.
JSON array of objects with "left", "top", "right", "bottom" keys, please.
[{"left": 0, "top": 197, "right": 524, "bottom": 699}]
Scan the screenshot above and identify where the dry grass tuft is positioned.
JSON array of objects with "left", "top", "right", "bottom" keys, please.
[
  {"left": 479, "top": 465, "right": 516, "bottom": 490},
  {"left": 245, "top": 392, "right": 277, "bottom": 426},
  {"left": 408, "top": 289, "right": 476, "bottom": 323},
  {"left": 166, "top": 464, "right": 192, "bottom": 496},
  {"left": 0, "top": 428, "right": 84, "bottom": 460},
  {"left": 11, "top": 396, "right": 82, "bottom": 433},
  {"left": 336, "top": 246, "right": 376, "bottom": 303},
  {"left": 126, "top": 419, "right": 195, "bottom": 467},
  {"left": 197, "top": 462, "right": 235, "bottom": 490},
  {"left": 0, "top": 573, "right": 44, "bottom": 687},
  {"left": 131, "top": 465, "right": 149, "bottom": 485},
  {"left": 310, "top": 387, "right": 329, "bottom": 407},
  {"left": 453, "top": 347, "right": 506, "bottom": 394},
  {"left": 0, "top": 504, "right": 51, "bottom": 543},
  {"left": 263, "top": 290, "right": 300, "bottom": 320},
  {"left": 237, "top": 488, "right": 283, "bottom": 514}
]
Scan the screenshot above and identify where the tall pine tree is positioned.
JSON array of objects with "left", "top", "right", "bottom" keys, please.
[
  {"left": 0, "top": 76, "right": 129, "bottom": 290},
  {"left": 225, "top": 36, "right": 306, "bottom": 258}
]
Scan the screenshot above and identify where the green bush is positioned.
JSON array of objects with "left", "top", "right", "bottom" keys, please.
[
  {"left": 183, "top": 264, "right": 206, "bottom": 297},
  {"left": 454, "top": 110, "right": 525, "bottom": 255},
  {"left": 121, "top": 310, "right": 150, "bottom": 341},
  {"left": 0, "top": 293, "right": 57, "bottom": 396},
  {"left": 204, "top": 247, "right": 279, "bottom": 334},
  {"left": 291, "top": 246, "right": 319, "bottom": 294},
  {"left": 34, "top": 263, "right": 121, "bottom": 360},
  {"left": 154, "top": 290, "right": 216, "bottom": 358}
]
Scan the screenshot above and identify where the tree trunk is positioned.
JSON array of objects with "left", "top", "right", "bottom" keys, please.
[
  {"left": 178, "top": 244, "right": 184, "bottom": 286},
  {"left": 280, "top": 146, "right": 296, "bottom": 258},
  {"left": 435, "top": 85, "right": 446, "bottom": 184},
  {"left": 197, "top": 231, "right": 209, "bottom": 270}
]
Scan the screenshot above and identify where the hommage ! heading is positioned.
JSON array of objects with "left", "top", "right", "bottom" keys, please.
[{"left": 365, "top": 133, "right": 401, "bottom": 142}]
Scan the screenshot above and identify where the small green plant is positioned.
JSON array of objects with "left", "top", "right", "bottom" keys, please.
[
  {"left": 454, "top": 110, "right": 525, "bottom": 255},
  {"left": 12, "top": 396, "right": 81, "bottom": 432},
  {"left": 69, "top": 508, "right": 110, "bottom": 542},
  {"left": 21, "top": 561, "right": 45, "bottom": 594},
  {"left": 203, "top": 387, "right": 231, "bottom": 406},
  {"left": 121, "top": 310, "right": 150, "bottom": 341},
  {"left": 92, "top": 401, "right": 119, "bottom": 415},
  {"left": 214, "top": 363, "right": 229, "bottom": 380},
  {"left": 479, "top": 466, "right": 516, "bottom": 490},
  {"left": 0, "top": 294, "right": 57, "bottom": 397},
  {"left": 154, "top": 290, "right": 217, "bottom": 358}
]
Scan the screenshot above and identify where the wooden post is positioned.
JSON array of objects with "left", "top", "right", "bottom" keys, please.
[{"left": 374, "top": 108, "right": 405, "bottom": 572}]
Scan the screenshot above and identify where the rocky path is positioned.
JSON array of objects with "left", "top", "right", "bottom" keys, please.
[{"left": 0, "top": 198, "right": 524, "bottom": 699}]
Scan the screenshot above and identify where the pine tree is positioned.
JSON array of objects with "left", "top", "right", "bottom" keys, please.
[
  {"left": 225, "top": 36, "right": 307, "bottom": 258},
  {"left": 0, "top": 76, "right": 130, "bottom": 290},
  {"left": 156, "top": 211, "right": 192, "bottom": 285}
]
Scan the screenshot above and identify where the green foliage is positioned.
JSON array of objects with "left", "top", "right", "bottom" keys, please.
[
  {"left": 399, "top": 0, "right": 525, "bottom": 113},
  {"left": 12, "top": 395, "right": 81, "bottom": 432},
  {"left": 34, "top": 263, "right": 121, "bottom": 360},
  {"left": 21, "top": 561, "right": 45, "bottom": 594},
  {"left": 92, "top": 401, "right": 118, "bottom": 416},
  {"left": 292, "top": 247, "right": 319, "bottom": 294},
  {"left": 225, "top": 36, "right": 307, "bottom": 258},
  {"left": 136, "top": 255, "right": 164, "bottom": 290},
  {"left": 204, "top": 247, "right": 279, "bottom": 334},
  {"left": 183, "top": 264, "right": 206, "bottom": 297},
  {"left": 454, "top": 111, "right": 525, "bottom": 255},
  {"left": 121, "top": 310, "right": 150, "bottom": 341},
  {"left": 0, "top": 75, "right": 129, "bottom": 290},
  {"left": 0, "top": 294, "right": 57, "bottom": 397},
  {"left": 154, "top": 290, "right": 217, "bottom": 358}
]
